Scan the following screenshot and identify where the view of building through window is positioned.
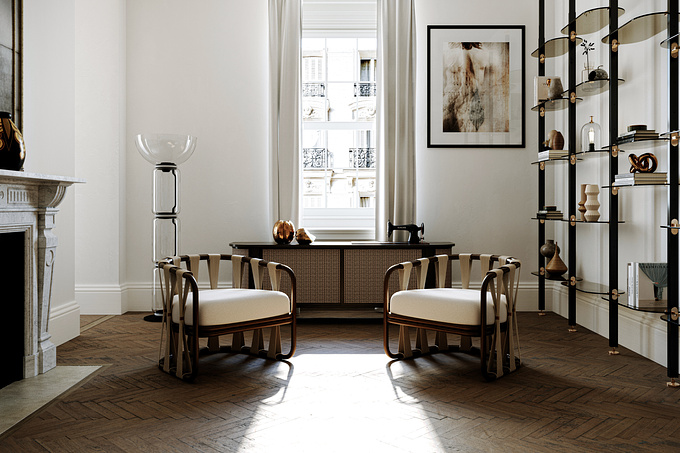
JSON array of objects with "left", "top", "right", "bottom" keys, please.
[{"left": 301, "top": 37, "right": 377, "bottom": 235}]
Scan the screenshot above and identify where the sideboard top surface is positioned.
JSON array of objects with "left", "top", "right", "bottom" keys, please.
[{"left": 230, "top": 241, "right": 455, "bottom": 250}]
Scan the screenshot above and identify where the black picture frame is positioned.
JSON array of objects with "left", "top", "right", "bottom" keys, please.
[{"left": 427, "top": 25, "right": 525, "bottom": 148}]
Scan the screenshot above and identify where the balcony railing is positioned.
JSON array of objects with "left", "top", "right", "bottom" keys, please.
[
  {"left": 302, "top": 83, "right": 326, "bottom": 97},
  {"left": 349, "top": 148, "right": 376, "bottom": 168},
  {"left": 303, "top": 148, "right": 333, "bottom": 168},
  {"left": 354, "top": 82, "right": 376, "bottom": 97}
]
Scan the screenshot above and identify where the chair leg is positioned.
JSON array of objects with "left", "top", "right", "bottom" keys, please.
[
  {"left": 398, "top": 325, "right": 413, "bottom": 358},
  {"left": 232, "top": 332, "right": 245, "bottom": 351},
  {"left": 435, "top": 331, "right": 448, "bottom": 350},
  {"left": 207, "top": 336, "right": 220, "bottom": 352},
  {"left": 267, "top": 326, "right": 282, "bottom": 360},
  {"left": 460, "top": 335, "right": 473, "bottom": 352},
  {"left": 250, "top": 328, "right": 265, "bottom": 355},
  {"left": 415, "top": 328, "right": 429, "bottom": 353}
]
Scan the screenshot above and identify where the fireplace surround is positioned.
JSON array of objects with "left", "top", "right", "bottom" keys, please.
[{"left": 0, "top": 169, "right": 82, "bottom": 387}]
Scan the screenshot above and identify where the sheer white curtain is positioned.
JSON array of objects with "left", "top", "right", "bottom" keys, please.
[
  {"left": 269, "top": 0, "right": 302, "bottom": 228},
  {"left": 375, "top": 0, "right": 416, "bottom": 242}
]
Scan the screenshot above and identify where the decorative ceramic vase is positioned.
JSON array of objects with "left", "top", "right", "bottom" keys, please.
[
  {"left": 540, "top": 239, "right": 560, "bottom": 259},
  {"left": 273, "top": 220, "right": 295, "bottom": 244},
  {"left": 578, "top": 184, "right": 588, "bottom": 221},
  {"left": 546, "top": 245, "right": 568, "bottom": 277},
  {"left": 547, "top": 77, "right": 564, "bottom": 100},
  {"left": 584, "top": 184, "right": 600, "bottom": 222},
  {"left": 0, "top": 112, "right": 26, "bottom": 171}
]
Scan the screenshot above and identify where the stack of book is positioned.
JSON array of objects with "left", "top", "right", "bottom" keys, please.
[
  {"left": 617, "top": 129, "right": 659, "bottom": 142},
  {"left": 536, "top": 206, "right": 563, "bottom": 220},
  {"left": 614, "top": 172, "right": 667, "bottom": 186},
  {"left": 538, "top": 149, "right": 568, "bottom": 161}
]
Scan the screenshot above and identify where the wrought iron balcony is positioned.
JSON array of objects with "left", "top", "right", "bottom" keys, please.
[
  {"left": 354, "top": 82, "right": 376, "bottom": 97},
  {"left": 349, "top": 148, "right": 376, "bottom": 168},
  {"left": 303, "top": 83, "right": 326, "bottom": 97},
  {"left": 303, "top": 148, "right": 333, "bottom": 168}
]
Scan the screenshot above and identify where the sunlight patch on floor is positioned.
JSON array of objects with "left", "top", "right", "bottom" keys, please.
[{"left": 241, "top": 353, "right": 445, "bottom": 451}]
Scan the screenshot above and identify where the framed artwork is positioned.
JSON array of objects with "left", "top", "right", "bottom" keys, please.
[{"left": 427, "top": 25, "right": 525, "bottom": 148}]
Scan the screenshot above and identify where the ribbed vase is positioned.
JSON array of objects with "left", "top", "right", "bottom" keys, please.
[{"left": 584, "top": 184, "right": 600, "bottom": 222}]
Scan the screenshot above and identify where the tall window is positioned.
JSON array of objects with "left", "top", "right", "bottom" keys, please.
[{"left": 301, "top": 36, "right": 377, "bottom": 238}]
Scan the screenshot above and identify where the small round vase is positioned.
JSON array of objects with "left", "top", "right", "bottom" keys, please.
[
  {"left": 0, "top": 112, "right": 26, "bottom": 171},
  {"left": 540, "top": 240, "right": 560, "bottom": 259},
  {"left": 584, "top": 184, "right": 600, "bottom": 222},
  {"left": 273, "top": 220, "right": 295, "bottom": 244},
  {"left": 546, "top": 246, "right": 568, "bottom": 277}
]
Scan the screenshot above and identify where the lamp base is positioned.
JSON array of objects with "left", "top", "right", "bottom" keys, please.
[{"left": 143, "top": 310, "right": 163, "bottom": 323}]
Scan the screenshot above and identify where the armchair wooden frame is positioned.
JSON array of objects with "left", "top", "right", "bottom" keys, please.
[
  {"left": 158, "top": 254, "right": 296, "bottom": 381},
  {"left": 383, "top": 254, "right": 521, "bottom": 381}
]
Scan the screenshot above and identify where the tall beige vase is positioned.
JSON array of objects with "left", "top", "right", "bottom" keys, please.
[
  {"left": 584, "top": 184, "right": 600, "bottom": 222},
  {"left": 578, "top": 184, "right": 588, "bottom": 221}
]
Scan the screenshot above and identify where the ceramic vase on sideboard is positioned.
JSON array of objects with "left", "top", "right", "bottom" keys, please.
[{"left": 584, "top": 184, "right": 600, "bottom": 222}]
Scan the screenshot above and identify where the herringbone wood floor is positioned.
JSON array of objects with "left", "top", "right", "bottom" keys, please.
[{"left": 1, "top": 312, "right": 680, "bottom": 452}]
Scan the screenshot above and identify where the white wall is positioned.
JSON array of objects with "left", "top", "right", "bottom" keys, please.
[
  {"left": 415, "top": 0, "right": 539, "bottom": 310},
  {"left": 22, "top": 0, "right": 80, "bottom": 345},
  {"left": 124, "top": 0, "right": 271, "bottom": 311},
  {"left": 74, "top": 0, "right": 127, "bottom": 315}
]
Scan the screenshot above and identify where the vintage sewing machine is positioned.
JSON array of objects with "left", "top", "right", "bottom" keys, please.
[{"left": 387, "top": 221, "right": 425, "bottom": 244}]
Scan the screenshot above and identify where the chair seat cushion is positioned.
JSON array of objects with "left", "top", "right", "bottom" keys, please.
[
  {"left": 389, "top": 288, "right": 507, "bottom": 325},
  {"left": 172, "top": 288, "right": 291, "bottom": 326}
]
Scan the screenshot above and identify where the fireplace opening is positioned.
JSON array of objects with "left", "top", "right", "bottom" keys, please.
[{"left": 1, "top": 231, "right": 25, "bottom": 389}]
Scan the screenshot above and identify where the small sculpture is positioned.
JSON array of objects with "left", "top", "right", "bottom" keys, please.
[
  {"left": 295, "top": 227, "right": 315, "bottom": 245},
  {"left": 387, "top": 221, "right": 424, "bottom": 244},
  {"left": 273, "top": 220, "right": 295, "bottom": 244},
  {"left": 588, "top": 66, "right": 608, "bottom": 81},
  {"left": 629, "top": 153, "right": 658, "bottom": 173},
  {"left": 545, "top": 130, "right": 564, "bottom": 150}
]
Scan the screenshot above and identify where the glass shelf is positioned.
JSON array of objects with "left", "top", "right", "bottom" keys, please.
[
  {"left": 531, "top": 97, "right": 583, "bottom": 112},
  {"left": 560, "top": 7, "right": 626, "bottom": 36},
  {"left": 660, "top": 33, "right": 679, "bottom": 48},
  {"left": 531, "top": 271, "right": 582, "bottom": 283},
  {"left": 612, "top": 294, "right": 669, "bottom": 313},
  {"left": 607, "top": 183, "right": 670, "bottom": 188},
  {"left": 616, "top": 136, "right": 666, "bottom": 146},
  {"left": 562, "top": 280, "right": 622, "bottom": 296},
  {"left": 660, "top": 130, "right": 679, "bottom": 140},
  {"left": 531, "top": 217, "right": 622, "bottom": 224},
  {"left": 662, "top": 314, "right": 679, "bottom": 326},
  {"left": 531, "top": 36, "right": 584, "bottom": 59},
  {"left": 569, "top": 78, "right": 625, "bottom": 97},
  {"left": 602, "top": 12, "right": 680, "bottom": 45}
]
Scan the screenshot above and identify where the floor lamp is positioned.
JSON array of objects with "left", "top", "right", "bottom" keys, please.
[{"left": 135, "top": 134, "right": 197, "bottom": 322}]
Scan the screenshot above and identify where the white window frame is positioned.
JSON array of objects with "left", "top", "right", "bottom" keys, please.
[{"left": 301, "top": 29, "right": 377, "bottom": 241}]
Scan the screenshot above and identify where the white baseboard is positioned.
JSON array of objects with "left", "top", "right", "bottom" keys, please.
[
  {"left": 48, "top": 301, "right": 80, "bottom": 346},
  {"left": 75, "top": 284, "right": 126, "bottom": 315},
  {"left": 550, "top": 283, "right": 678, "bottom": 368}
]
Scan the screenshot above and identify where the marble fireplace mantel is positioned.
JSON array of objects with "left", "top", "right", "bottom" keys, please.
[{"left": 0, "top": 169, "right": 84, "bottom": 379}]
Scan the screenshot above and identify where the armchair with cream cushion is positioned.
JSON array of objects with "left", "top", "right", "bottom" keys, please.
[
  {"left": 158, "top": 254, "right": 296, "bottom": 381},
  {"left": 384, "top": 253, "right": 521, "bottom": 380}
]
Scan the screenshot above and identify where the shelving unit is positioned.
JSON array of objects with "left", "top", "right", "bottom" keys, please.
[
  {"left": 534, "top": 1, "right": 680, "bottom": 384},
  {"left": 532, "top": 1, "right": 620, "bottom": 328},
  {"left": 601, "top": 1, "right": 679, "bottom": 386}
]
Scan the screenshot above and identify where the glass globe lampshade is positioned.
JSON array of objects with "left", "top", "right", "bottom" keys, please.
[
  {"left": 135, "top": 133, "right": 197, "bottom": 165},
  {"left": 581, "top": 116, "right": 601, "bottom": 152}
]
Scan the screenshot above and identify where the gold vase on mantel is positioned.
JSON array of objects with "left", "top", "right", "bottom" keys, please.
[{"left": 546, "top": 244, "right": 568, "bottom": 277}]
